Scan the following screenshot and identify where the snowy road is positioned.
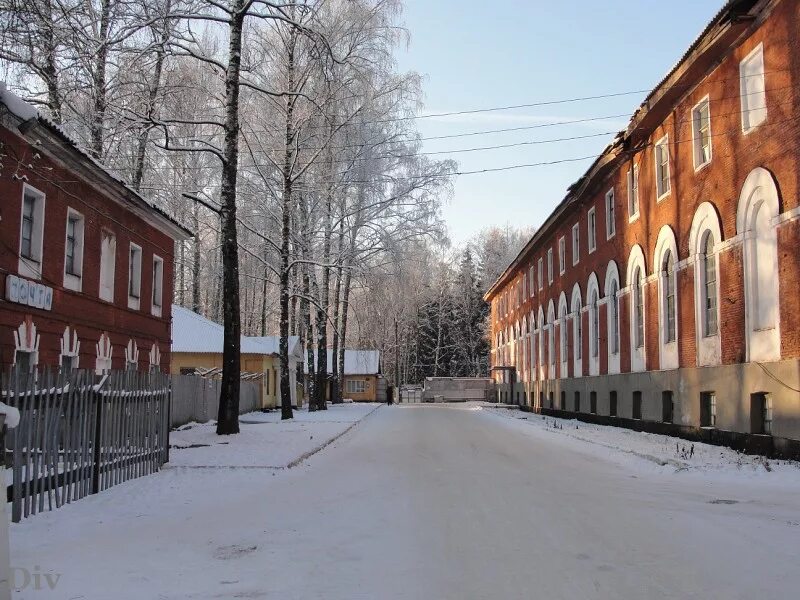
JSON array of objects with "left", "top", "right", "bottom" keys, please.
[{"left": 11, "top": 404, "right": 800, "bottom": 599}]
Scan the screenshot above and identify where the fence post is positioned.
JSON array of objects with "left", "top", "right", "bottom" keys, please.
[
  {"left": 165, "top": 374, "right": 171, "bottom": 464},
  {"left": 91, "top": 386, "right": 103, "bottom": 495},
  {"left": 1, "top": 414, "right": 13, "bottom": 600}
]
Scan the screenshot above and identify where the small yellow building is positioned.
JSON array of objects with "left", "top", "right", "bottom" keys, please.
[
  {"left": 306, "top": 350, "right": 385, "bottom": 403},
  {"left": 171, "top": 306, "right": 303, "bottom": 408}
]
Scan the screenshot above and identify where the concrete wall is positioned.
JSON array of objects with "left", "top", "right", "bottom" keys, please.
[
  {"left": 514, "top": 359, "right": 800, "bottom": 454},
  {"left": 423, "top": 378, "right": 493, "bottom": 402},
  {"left": 170, "top": 375, "right": 261, "bottom": 428}
]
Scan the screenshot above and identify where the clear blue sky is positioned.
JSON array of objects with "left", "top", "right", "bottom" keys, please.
[{"left": 396, "top": 0, "right": 724, "bottom": 244}]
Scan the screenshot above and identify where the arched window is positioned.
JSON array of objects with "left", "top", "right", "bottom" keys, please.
[
  {"left": 537, "top": 309, "right": 545, "bottom": 370},
  {"left": 702, "top": 233, "right": 718, "bottom": 337},
  {"left": 590, "top": 290, "right": 600, "bottom": 358},
  {"left": 737, "top": 167, "right": 781, "bottom": 362},
  {"left": 573, "top": 301, "right": 582, "bottom": 360},
  {"left": 547, "top": 302, "right": 556, "bottom": 372},
  {"left": 752, "top": 203, "right": 778, "bottom": 329},
  {"left": 662, "top": 250, "right": 676, "bottom": 343},
  {"left": 609, "top": 280, "right": 619, "bottom": 354},
  {"left": 633, "top": 267, "right": 644, "bottom": 349}
]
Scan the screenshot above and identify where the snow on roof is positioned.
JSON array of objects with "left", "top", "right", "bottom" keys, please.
[
  {"left": 304, "top": 350, "right": 381, "bottom": 376},
  {"left": 172, "top": 305, "right": 300, "bottom": 355},
  {"left": 0, "top": 401, "right": 21, "bottom": 429},
  {"left": 0, "top": 82, "right": 191, "bottom": 240},
  {"left": 247, "top": 336, "right": 302, "bottom": 356}
]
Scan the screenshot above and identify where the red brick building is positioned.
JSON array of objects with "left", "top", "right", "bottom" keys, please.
[
  {"left": 0, "top": 85, "right": 191, "bottom": 373},
  {"left": 485, "top": 0, "right": 800, "bottom": 454}
]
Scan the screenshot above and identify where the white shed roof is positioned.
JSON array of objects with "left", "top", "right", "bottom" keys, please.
[
  {"left": 172, "top": 306, "right": 300, "bottom": 356},
  {"left": 304, "top": 350, "right": 381, "bottom": 376}
]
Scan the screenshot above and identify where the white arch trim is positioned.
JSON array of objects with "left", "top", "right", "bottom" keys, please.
[
  {"left": 625, "top": 244, "right": 647, "bottom": 289},
  {"left": 653, "top": 225, "right": 679, "bottom": 274},
  {"left": 737, "top": 167, "right": 780, "bottom": 234},
  {"left": 689, "top": 201, "right": 723, "bottom": 256}
]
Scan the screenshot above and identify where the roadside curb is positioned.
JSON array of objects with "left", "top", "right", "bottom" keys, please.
[{"left": 286, "top": 404, "right": 383, "bottom": 468}]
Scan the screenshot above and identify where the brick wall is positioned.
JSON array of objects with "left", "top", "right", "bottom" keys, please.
[
  {"left": 0, "top": 124, "right": 177, "bottom": 372},
  {"left": 489, "top": 0, "right": 800, "bottom": 395}
]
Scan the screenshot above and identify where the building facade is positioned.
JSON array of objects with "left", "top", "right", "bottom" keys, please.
[
  {"left": 0, "top": 85, "right": 191, "bottom": 373},
  {"left": 170, "top": 305, "right": 304, "bottom": 408},
  {"left": 306, "top": 350, "right": 385, "bottom": 402},
  {"left": 485, "top": 0, "right": 800, "bottom": 455}
]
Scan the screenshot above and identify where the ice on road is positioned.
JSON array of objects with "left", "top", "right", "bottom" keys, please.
[{"left": 11, "top": 404, "right": 800, "bottom": 599}]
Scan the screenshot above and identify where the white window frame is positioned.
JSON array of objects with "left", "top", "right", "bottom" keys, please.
[
  {"left": 128, "top": 243, "right": 143, "bottom": 310},
  {"left": 587, "top": 207, "right": 597, "bottom": 253},
  {"left": 627, "top": 165, "right": 640, "bottom": 222},
  {"left": 654, "top": 135, "right": 671, "bottom": 201},
  {"left": 692, "top": 96, "right": 712, "bottom": 170},
  {"left": 18, "top": 184, "right": 46, "bottom": 280},
  {"left": 740, "top": 43, "right": 767, "bottom": 133},
  {"left": 572, "top": 223, "right": 580, "bottom": 265},
  {"left": 537, "top": 258, "right": 543, "bottom": 291},
  {"left": 547, "top": 248, "right": 553, "bottom": 284},
  {"left": 558, "top": 236, "right": 566, "bottom": 275},
  {"left": 605, "top": 188, "right": 616, "bottom": 239},
  {"left": 529, "top": 266, "right": 535, "bottom": 297},
  {"left": 152, "top": 254, "right": 164, "bottom": 317},
  {"left": 63, "top": 208, "right": 85, "bottom": 292},
  {"left": 99, "top": 230, "right": 117, "bottom": 303},
  {"left": 346, "top": 378, "right": 367, "bottom": 394}
]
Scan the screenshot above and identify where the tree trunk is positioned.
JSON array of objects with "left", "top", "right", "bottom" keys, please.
[
  {"left": 278, "top": 22, "right": 298, "bottom": 421},
  {"left": 89, "top": 0, "right": 112, "bottom": 159},
  {"left": 215, "top": 4, "right": 246, "bottom": 435},
  {"left": 41, "top": 0, "right": 61, "bottom": 123},
  {"left": 337, "top": 262, "right": 352, "bottom": 402},
  {"left": 192, "top": 201, "right": 201, "bottom": 312},
  {"left": 131, "top": 0, "right": 171, "bottom": 191},
  {"left": 314, "top": 141, "right": 335, "bottom": 411},
  {"left": 330, "top": 221, "right": 344, "bottom": 404}
]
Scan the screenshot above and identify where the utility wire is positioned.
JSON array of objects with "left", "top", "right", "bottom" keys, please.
[{"left": 137, "top": 110, "right": 800, "bottom": 191}]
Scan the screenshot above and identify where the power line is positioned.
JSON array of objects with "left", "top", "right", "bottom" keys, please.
[
  {"left": 104, "top": 78, "right": 799, "bottom": 166},
  {"left": 136, "top": 111, "right": 800, "bottom": 190},
  {"left": 116, "top": 95, "right": 800, "bottom": 177}
]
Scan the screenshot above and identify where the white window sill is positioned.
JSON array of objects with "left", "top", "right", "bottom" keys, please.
[
  {"left": 18, "top": 257, "right": 42, "bottom": 280},
  {"left": 628, "top": 213, "right": 640, "bottom": 224},
  {"left": 151, "top": 305, "right": 162, "bottom": 318},
  {"left": 742, "top": 117, "right": 766, "bottom": 136},
  {"left": 656, "top": 190, "right": 671, "bottom": 204},
  {"left": 128, "top": 296, "right": 141, "bottom": 311},
  {"left": 694, "top": 159, "right": 711, "bottom": 174},
  {"left": 64, "top": 273, "right": 82, "bottom": 292}
]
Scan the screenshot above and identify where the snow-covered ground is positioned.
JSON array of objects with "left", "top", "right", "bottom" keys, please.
[
  {"left": 483, "top": 405, "right": 800, "bottom": 483},
  {"left": 170, "top": 402, "right": 379, "bottom": 468},
  {"left": 8, "top": 402, "right": 800, "bottom": 599}
]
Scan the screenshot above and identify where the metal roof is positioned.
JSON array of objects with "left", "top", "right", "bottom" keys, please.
[
  {"left": 171, "top": 305, "right": 301, "bottom": 356},
  {"left": 0, "top": 82, "right": 192, "bottom": 241},
  {"left": 304, "top": 350, "right": 381, "bottom": 376}
]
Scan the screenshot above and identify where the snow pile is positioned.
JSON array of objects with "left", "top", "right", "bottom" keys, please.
[
  {"left": 485, "top": 406, "right": 800, "bottom": 479},
  {"left": 169, "top": 403, "right": 380, "bottom": 468},
  {"left": 0, "top": 401, "right": 20, "bottom": 429}
]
